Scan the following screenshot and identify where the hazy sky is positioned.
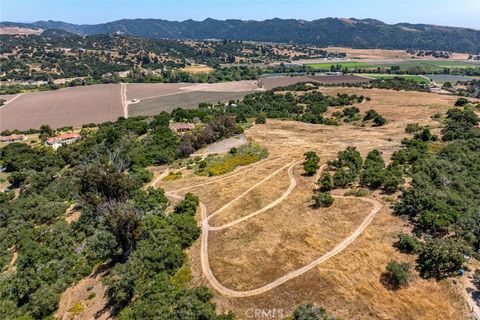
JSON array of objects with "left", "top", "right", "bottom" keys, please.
[{"left": 1, "top": 0, "right": 479, "bottom": 29}]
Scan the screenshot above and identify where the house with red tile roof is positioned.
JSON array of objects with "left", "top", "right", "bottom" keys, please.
[{"left": 45, "top": 133, "right": 81, "bottom": 150}]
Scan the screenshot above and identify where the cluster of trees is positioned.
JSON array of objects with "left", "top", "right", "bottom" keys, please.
[
  {"left": 445, "top": 80, "right": 480, "bottom": 98},
  {"left": 331, "top": 107, "right": 386, "bottom": 126},
  {"left": 270, "top": 81, "right": 320, "bottom": 92},
  {"left": 317, "top": 146, "right": 403, "bottom": 194},
  {"left": 177, "top": 116, "right": 242, "bottom": 157},
  {"left": 1, "top": 33, "right": 344, "bottom": 88},
  {"left": 302, "top": 151, "right": 335, "bottom": 208},
  {"left": 393, "top": 107, "right": 480, "bottom": 279},
  {"left": 0, "top": 110, "right": 241, "bottom": 318},
  {"left": 337, "top": 77, "right": 431, "bottom": 92},
  {"left": 231, "top": 90, "right": 364, "bottom": 125}
]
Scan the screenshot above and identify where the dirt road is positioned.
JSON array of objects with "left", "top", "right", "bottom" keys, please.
[{"left": 163, "top": 158, "right": 383, "bottom": 297}]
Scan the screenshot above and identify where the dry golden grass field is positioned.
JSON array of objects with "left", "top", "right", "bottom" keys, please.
[{"left": 156, "top": 88, "right": 472, "bottom": 319}]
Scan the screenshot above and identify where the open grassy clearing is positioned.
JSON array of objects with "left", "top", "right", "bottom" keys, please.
[
  {"left": 209, "top": 194, "right": 373, "bottom": 291},
  {"left": 207, "top": 162, "right": 292, "bottom": 228},
  {"left": 161, "top": 158, "right": 287, "bottom": 214},
  {"left": 180, "top": 64, "right": 214, "bottom": 74},
  {"left": 359, "top": 73, "right": 430, "bottom": 84},
  {"left": 162, "top": 88, "right": 469, "bottom": 319},
  {"left": 185, "top": 118, "right": 468, "bottom": 319}
]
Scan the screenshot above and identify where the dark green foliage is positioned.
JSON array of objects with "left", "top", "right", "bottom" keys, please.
[
  {"left": 292, "top": 303, "right": 334, "bottom": 320},
  {"left": 317, "top": 172, "right": 333, "bottom": 191},
  {"left": 384, "top": 261, "right": 411, "bottom": 289},
  {"left": 363, "top": 109, "right": 380, "bottom": 121},
  {"left": 255, "top": 114, "right": 266, "bottom": 124},
  {"left": 5, "top": 18, "right": 479, "bottom": 53},
  {"left": 0, "top": 111, "right": 234, "bottom": 319},
  {"left": 373, "top": 115, "right": 387, "bottom": 126},
  {"left": 405, "top": 123, "right": 421, "bottom": 133},
  {"left": 396, "top": 233, "right": 421, "bottom": 254},
  {"left": 441, "top": 108, "right": 480, "bottom": 141},
  {"left": 332, "top": 168, "right": 351, "bottom": 188},
  {"left": 133, "top": 187, "right": 168, "bottom": 212},
  {"left": 382, "top": 164, "right": 404, "bottom": 194},
  {"left": 312, "top": 192, "right": 334, "bottom": 208},
  {"left": 330, "top": 146, "right": 363, "bottom": 187},
  {"left": 414, "top": 128, "right": 436, "bottom": 142},
  {"left": 303, "top": 151, "right": 320, "bottom": 176},
  {"left": 342, "top": 106, "right": 360, "bottom": 122},
  {"left": 361, "top": 149, "right": 385, "bottom": 188},
  {"left": 454, "top": 97, "right": 469, "bottom": 107},
  {"left": 271, "top": 81, "right": 320, "bottom": 92},
  {"left": 418, "top": 238, "right": 467, "bottom": 278},
  {"left": 473, "top": 270, "right": 480, "bottom": 291}
]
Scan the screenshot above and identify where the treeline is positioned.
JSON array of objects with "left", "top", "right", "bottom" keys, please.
[
  {"left": 394, "top": 107, "right": 480, "bottom": 279},
  {"left": 0, "top": 112, "right": 240, "bottom": 318},
  {"left": 332, "top": 77, "right": 431, "bottom": 92}
]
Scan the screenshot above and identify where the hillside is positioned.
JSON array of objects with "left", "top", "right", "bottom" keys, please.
[{"left": 1, "top": 17, "right": 479, "bottom": 53}]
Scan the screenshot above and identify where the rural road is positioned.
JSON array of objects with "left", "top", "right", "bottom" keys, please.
[
  {"left": 162, "top": 158, "right": 383, "bottom": 298},
  {"left": 0, "top": 93, "right": 23, "bottom": 109},
  {"left": 121, "top": 83, "right": 128, "bottom": 118}
]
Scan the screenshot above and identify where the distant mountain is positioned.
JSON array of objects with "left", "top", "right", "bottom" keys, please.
[{"left": 1, "top": 18, "right": 479, "bottom": 53}]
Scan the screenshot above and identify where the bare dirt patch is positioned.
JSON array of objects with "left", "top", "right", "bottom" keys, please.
[
  {"left": 180, "top": 64, "right": 214, "bottom": 74},
  {"left": 0, "top": 27, "right": 43, "bottom": 35},
  {"left": 125, "top": 82, "right": 195, "bottom": 100},
  {"left": 129, "top": 90, "right": 255, "bottom": 117},
  {"left": 182, "top": 80, "right": 261, "bottom": 92},
  {"left": 64, "top": 203, "right": 81, "bottom": 224},
  {"left": 56, "top": 266, "right": 111, "bottom": 320},
  {"left": 0, "top": 84, "right": 123, "bottom": 130}
]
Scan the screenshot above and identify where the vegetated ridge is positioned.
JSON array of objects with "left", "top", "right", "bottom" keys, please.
[{"left": 1, "top": 17, "right": 479, "bottom": 53}]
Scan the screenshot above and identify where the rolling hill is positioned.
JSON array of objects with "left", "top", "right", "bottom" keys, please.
[{"left": 1, "top": 17, "right": 479, "bottom": 53}]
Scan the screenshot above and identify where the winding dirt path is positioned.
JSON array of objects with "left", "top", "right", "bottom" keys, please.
[{"left": 164, "top": 158, "right": 383, "bottom": 297}]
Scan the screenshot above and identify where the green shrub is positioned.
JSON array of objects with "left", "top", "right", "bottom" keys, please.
[
  {"left": 405, "top": 123, "right": 421, "bottom": 133},
  {"left": 344, "top": 188, "right": 368, "bottom": 197},
  {"left": 255, "top": 114, "right": 266, "bottom": 124},
  {"left": 384, "top": 261, "right": 411, "bottom": 289},
  {"left": 312, "top": 192, "right": 334, "bottom": 208},
  {"left": 396, "top": 233, "right": 421, "bottom": 254},
  {"left": 317, "top": 172, "right": 333, "bottom": 191}
]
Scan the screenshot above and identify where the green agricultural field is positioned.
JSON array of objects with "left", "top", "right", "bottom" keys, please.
[
  {"left": 306, "top": 61, "right": 378, "bottom": 70},
  {"left": 359, "top": 74, "right": 431, "bottom": 84},
  {"left": 379, "top": 60, "right": 480, "bottom": 72}
]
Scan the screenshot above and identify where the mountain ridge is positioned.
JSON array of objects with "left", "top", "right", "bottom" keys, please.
[{"left": 1, "top": 17, "right": 479, "bottom": 53}]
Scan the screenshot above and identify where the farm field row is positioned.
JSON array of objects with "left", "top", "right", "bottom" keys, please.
[
  {"left": 306, "top": 59, "right": 480, "bottom": 72},
  {"left": 359, "top": 74, "right": 431, "bottom": 84},
  {"left": 0, "top": 76, "right": 372, "bottom": 131}
]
